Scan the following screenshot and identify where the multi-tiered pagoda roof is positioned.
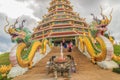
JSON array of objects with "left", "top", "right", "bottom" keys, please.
[{"left": 32, "top": 0, "right": 89, "bottom": 41}]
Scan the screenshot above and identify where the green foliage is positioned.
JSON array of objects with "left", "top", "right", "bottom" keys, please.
[
  {"left": 113, "top": 68, "right": 120, "bottom": 74},
  {"left": 0, "top": 74, "right": 12, "bottom": 80},
  {"left": 113, "top": 45, "right": 120, "bottom": 64},
  {"left": 0, "top": 53, "right": 11, "bottom": 80},
  {"left": 0, "top": 74, "right": 2, "bottom": 80},
  {"left": 114, "top": 45, "right": 120, "bottom": 56},
  {"left": 0, "top": 53, "right": 10, "bottom": 66}
]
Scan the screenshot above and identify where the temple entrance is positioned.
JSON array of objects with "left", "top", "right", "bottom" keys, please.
[{"left": 51, "top": 36, "right": 76, "bottom": 46}]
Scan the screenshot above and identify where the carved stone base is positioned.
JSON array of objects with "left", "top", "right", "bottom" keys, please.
[{"left": 97, "top": 60, "right": 119, "bottom": 69}]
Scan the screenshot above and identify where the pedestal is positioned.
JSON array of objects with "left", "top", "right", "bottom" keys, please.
[{"left": 97, "top": 60, "right": 119, "bottom": 69}]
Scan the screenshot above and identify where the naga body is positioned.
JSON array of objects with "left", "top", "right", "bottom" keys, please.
[
  {"left": 80, "top": 7, "right": 120, "bottom": 63},
  {"left": 78, "top": 7, "right": 114, "bottom": 63},
  {"left": 4, "top": 17, "right": 48, "bottom": 68}
]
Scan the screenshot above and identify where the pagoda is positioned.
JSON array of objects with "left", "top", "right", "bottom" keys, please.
[{"left": 32, "top": 0, "right": 89, "bottom": 44}]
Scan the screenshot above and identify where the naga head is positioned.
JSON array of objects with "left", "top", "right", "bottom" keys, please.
[
  {"left": 4, "top": 17, "right": 27, "bottom": 43},
  {"left": 90, "top": 6, "right": 113, "bottom": 36},
  {"left": 100, "top": 6, "right": 113, "bottom": 26}
]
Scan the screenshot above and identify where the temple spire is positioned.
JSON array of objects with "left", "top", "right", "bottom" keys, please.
[
  {"left": 49, "top": 0, "right": 72, "bottom": 13},
  {"left": 32, "top": 0, "right": 88, "bottom": 41}
]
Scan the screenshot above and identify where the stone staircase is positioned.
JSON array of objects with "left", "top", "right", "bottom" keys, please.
[{"left": 13, "top": 47, "right": 120, "bottom": 80}]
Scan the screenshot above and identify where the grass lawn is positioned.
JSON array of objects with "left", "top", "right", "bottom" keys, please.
[
  {"left": 113, "top": 45, "right": 120, "bottom": 64},
  {"left": 0, "top": 50, "right": 29, "bottom": 66},
  {"left": 0, "top": 53, "right": 10, "bottom": 66},
  {"left": 114, "top": 45, "right": 120, "bottom": 56},
  {"left": 0, "top": 53, "right": 11, "bottom": 80}
]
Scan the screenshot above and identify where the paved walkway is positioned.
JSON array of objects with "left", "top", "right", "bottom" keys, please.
[{"left": 13, "top": 47, "right": 120, "bottom": 80}]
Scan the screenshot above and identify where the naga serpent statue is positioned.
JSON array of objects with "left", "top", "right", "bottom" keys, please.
[
  {"left": 89, "top": 7, "right": 120, "bottom": 64},
  {"left": 78, "top": 7, "right": 114, "bottom": 63},
  {"left": 4, "top": 17, "right": 31, "bottom": 44},
  {"left": 90, "top": 6, "right": 113, "bottom": 36},
  {"left": 4, "top": 17, "right": 49, "bottom": 68}
]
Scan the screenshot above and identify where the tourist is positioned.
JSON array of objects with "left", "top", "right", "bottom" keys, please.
[
  {"left": 62, "top": 39, "right": 65, "bottom": 47},
  {"left": 68, "top": 41, "right": 73, "bottom": 52},
  {"left": 62, "top": 39, "right": 67, "bottom": 52}
]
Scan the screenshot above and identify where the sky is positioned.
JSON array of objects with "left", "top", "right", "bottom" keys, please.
[{"left": 0, "top": 0, "right": 120, "bottom": 52}]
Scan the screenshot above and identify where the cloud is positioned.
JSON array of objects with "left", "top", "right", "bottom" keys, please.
[
  {"left": 28, "top": 0, "right": 50, "bottom": 19},
  {"left": 0, "top": 39, "right": 14, "bottom": 52},
  {"left": 15, "top": 0, "right": 50, "bottom": 19},
  {"left": 15, "top": 0, "right": 28, "bottom": 2},
  {"left": 12, "top": 15, "right": 38, "bottom": 31},
  {"left": 0, "top": 0, "right": 120, "bottom": 52},
  {"left": 0, "top": 13, "right": 37, "bottom": 52}
]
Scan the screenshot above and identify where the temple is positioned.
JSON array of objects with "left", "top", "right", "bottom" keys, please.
[
  {"left": 2, "top": 0, "right": 120, "bottom": 79},
  {"left": 32, "top": 0, "right": 89, "bottom": 45}
]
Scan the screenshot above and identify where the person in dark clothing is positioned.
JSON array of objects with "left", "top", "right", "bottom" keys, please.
[
  {"left": 62, "top": 39, "right": 67, "bottom": 48},
  {"left": 68, "top": 41, "right": 73, "bottom": 52}
]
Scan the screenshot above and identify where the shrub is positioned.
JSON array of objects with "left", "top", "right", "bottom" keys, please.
[
  {"left": 0, "top": 74, "right": 12, "bottom": 80},
  {"left": 113, "top": 68, "right": 120, "bottom": 74}
]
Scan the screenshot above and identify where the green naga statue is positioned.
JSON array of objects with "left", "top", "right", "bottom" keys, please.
[
  {"left": 4, "top": 17, "right": 31, "bottom": 44},
  {"left": 90, "top": 6, "right": 113, "bottom": 37},
  {"left": 77, "top": 7, "right": 114, "bottom": 64},
  {"left": 4, "top": 17, "right": 49, "bottom": 68}
]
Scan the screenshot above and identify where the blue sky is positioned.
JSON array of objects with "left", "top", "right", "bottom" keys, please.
[{"left": 0, "top": 0, "right": 120, "bottom": 52}]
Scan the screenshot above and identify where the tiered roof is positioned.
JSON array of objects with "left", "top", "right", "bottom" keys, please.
[{"left": 32, "top": 0, "right": 89, "bottom": 40}]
